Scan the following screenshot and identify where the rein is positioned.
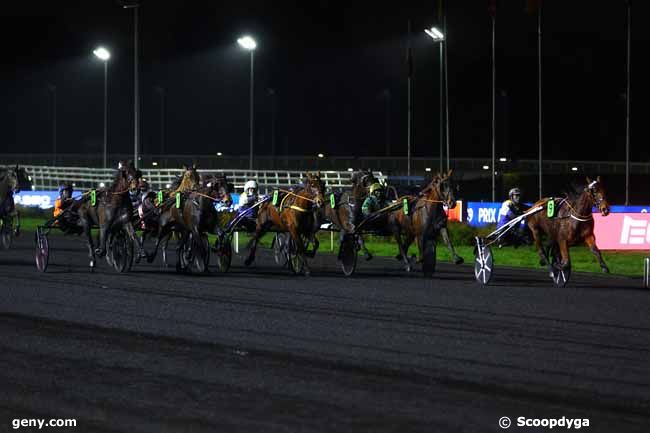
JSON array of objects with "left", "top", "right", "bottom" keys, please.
[{"left": 277, "top": 188, "right": 321, "bottom": 212}]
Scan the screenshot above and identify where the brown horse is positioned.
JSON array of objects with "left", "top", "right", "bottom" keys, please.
[
  {"left": 364, "top": 170, "right": 456, "bottom": 272},
  {"left": 396, "top": 170, "right": 459, "bottom": 270},
  {"left": 75, "top": 161, "right": 141, "bottom": 268},
  {"left": 144, "top": 165, "right": 202, "bottom": 265},
  {"left": 526, "top": 176, "right": 610, "bottom": 273},
  {"left": 245, "top": 172, "right": 325, "bottom": 275}
]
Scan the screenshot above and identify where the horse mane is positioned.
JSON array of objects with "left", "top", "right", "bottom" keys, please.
[{"left": 561, "top": 180, "right": 586, "bottom": 201}]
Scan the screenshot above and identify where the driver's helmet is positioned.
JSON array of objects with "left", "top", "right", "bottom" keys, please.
[
  {"left": 58, "top": 182, "right": 73, "bottom": 199},
  {"left": 369, "top": 183, "right": 383, "bottom": 197},
  {"left": 508, "top": 187, "right": 521, "bottom": 204},
  {"left": 244, "top": 180, "right": 258, "bottom": 195}
]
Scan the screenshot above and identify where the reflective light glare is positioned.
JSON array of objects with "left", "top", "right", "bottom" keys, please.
[
  {"left": 237, "top": 36, "right": 257, "bottom": 50},
  {"left": 482, "top": 165, "right": 490, "bottom": 170},
  {"left": 424, "top": 27, "right": 444, "bottom": 41},
  {"left": 571, "top": 167, "right": 578, "bottom": 171},
  {"left": 93, "top": 47, "right": 110, "bottom": 61},
  {"left": 347, "top": 168, "right": 354, "bottom": 172},
  {"left": 499, "top": 157, "right": 507, "bottom": 162},
  {"left": 217, "top": 152, "right": 223, "bottom": 156},
  {"left": 166, "top": 183, "right": 172, "bottom": 189},
  {"left": 317, "top": 153, "right": 324, "bottom": 158},
  {"left": 425, "top": 167, "right": 432, "bottom": 172},
  {"left": 99, "top": 182, "right": 105, "bottom": 188},
  {"left": 152, "top": 162, "right": 158, "bottom": 166}
]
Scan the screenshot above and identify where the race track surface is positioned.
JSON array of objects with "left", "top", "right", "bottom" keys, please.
[{"left": 1, "top": 233, "right": 650, "bottom": 432}]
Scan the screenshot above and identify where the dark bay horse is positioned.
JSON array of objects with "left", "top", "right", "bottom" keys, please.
[
  {"left": 0, "top": 165, "right": 21, "bottom": 239},
  {"left": 245, "top": 172, "right": 325, "bottom": 275},
  {"left": 143, "top": 165, "right": 203, "bottom": 264},
  {"left": 527, "top": 176, "right": 610, "bottom": 273},
  {"left": 75, "top": 161, "right": 141, "bottom": 268},
  {"left": 397, "top": 170, "right": 460, "bottom": 269}
]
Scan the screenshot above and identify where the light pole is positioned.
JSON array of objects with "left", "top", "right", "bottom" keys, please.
[
  {"left": 237, "top": 35, "right": 257, "bottom": 171},
  {"left": 625, "top": 0, "right": 631, "bottom": 205},
  {"left": 93, "top": 47, "right": 110, "bottom": 168},
  {"left": 123, "top": 2, "right": 140, "bottom": 168},
  {"left": 47, "top": 84, "right": 57, "bottom": 166},
  {"left": 425, "top": 26, "right": 444, "bottom": 174}
]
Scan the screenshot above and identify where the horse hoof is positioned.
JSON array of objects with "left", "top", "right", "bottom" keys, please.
[
  {"left": 364, "top": 252, "right": 373, "bottom": 261},
  {"left": 94, "top": 248, "right": 106, "bottom": 257},
  {"left": 395, "top": 254, "right": 402, "bottom": 261},
  {"left": 602, "top": 267, "right": 610, "bottom": 274},
  {"left": 244, "top": 258, "right": 254, "bottom": 267},
  {"left": 454, "top": 256, "right": 464, "bottom": 265},
  {"left": 539, "top": 259, "right": 548, "bottom": 267}
]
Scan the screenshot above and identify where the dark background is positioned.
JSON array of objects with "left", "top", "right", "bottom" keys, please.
[{"left": 0, "top": 0, "right": 646, "bottom": 162}]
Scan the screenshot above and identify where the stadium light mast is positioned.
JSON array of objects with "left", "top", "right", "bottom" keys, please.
[
  {"left": 93, "top": 47, "right": 110, "bottom": 168},
  {"left": 237, "top": 35, "right": 257, "bottom": 171}
]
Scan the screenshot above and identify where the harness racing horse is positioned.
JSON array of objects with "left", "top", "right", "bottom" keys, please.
[
  {"left": 75, "top": 161, "right": 141, "bottom": 269},
  {"left": 143, "top": 165, "right": 203, "bottom": 267},
  {"left": 0, "top": 165, "right": 22, "bottom": 248},
  {"left": 397, "top": 170, "right": 460, "bottom": 272},
  {"left": 245, "top": 172, "right": 325, "bottom": 275},
  {"left": 526, "top": 176, "right": 611, "bottom": 281},
  {"left": 175, "top": 173, "right": 233, "bottom": 272}
]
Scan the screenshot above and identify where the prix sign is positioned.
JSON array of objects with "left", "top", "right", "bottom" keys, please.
[{"left": 594, "top": 213, "right": 650, "bottom": 250}]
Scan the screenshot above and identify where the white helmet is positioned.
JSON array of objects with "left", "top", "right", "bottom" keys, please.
[{"left": 244, "top": 180, "right": 258, "bottom": 191}]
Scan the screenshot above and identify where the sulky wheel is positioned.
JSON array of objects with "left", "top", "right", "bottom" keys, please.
[
  {"left": 273, "top": 233, "right": 289, "bottom": 268},
  {"left": 214, "top": 234, "right": 233, "bottom": 273},
  {"left": 1, "top": 218, "right": 13, "bottom": 250},
  {"left": 339, "top": 233, "right": 358, "bottom": 277},
  {"left": 474, "top": 238, "right": 493, "bottom": 286},
  {"left": 34, "top": 228, "right": 49, "bottom": 272}
]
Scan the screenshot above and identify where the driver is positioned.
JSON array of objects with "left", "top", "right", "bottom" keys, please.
[
  {"left": 53, "top": 182, "right": 74, "bottom": 218},
  {"left": 238, "top": 180, "right": 259, "bottom": 210},
  {"left": 497, "top": 187, "right": 531, "bottom": 246},
  {"left": 362, "top": 182, "right": 389, "bottom": 217}
]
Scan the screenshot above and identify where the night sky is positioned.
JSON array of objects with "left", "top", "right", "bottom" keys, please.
[{"left": 1, "top": 0, "right": 647, "bottom": 162}]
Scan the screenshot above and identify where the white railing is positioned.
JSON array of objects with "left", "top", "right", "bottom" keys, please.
[{"left": 19, "top": 165, "right": 385, "bottom": 192}]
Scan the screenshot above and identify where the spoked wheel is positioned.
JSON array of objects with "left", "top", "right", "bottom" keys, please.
[
  {"left": 1, "top": 218, "right": 13, "bottom": 250},
  {"left": 287, "top": 235, "right": 308, "bottom": 275},
  {"left": 192, "top": 233, "right": 209, "bottom": 273},
  {"left": 473, "top": 237, "right": 493, "bottom": 286},
  {"left": 549, "top": 244, "right": 571, "bottom": 288},
  {"left": 339, "top": 233, "right": 358, "bottom": 277},
  {"left": 214, "top": 234, "right": 233, "bottom": 273},
  {"left": 34, "top": 228, "right": 49, "bottom": 272},
  {"left": 109, "top": 229, "right": 134, "bottom": 273},
  {"left": 273, "top": 233, "right": 289, "bottom": 268},
  {"left": 422, "top": 236, "right": 437, "bottom": 278}
]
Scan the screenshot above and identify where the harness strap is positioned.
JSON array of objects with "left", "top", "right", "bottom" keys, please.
[{"left": 290, "top": 205, "right": 308, "bottom": 213}]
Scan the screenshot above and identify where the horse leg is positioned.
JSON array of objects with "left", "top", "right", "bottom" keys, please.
[
  {"left": 244, "top": 225, "right": 266, "bottom": 267},
  {"left": 558, "top": 239, "right": 571, "bottom": 270},
  {"left": 398, "top": 233, "right": 415, "bottom": 261},
  {"left": 357, "top": 235, "right": 373, "bottom": 260},
  {"left": 288, "top": 224, "right": 310, "bottom": 276},
  {"left": 82, "top": 219, "right": 96, "bottom": 270},
  {"left": 440, "top": 226, "right": 464, "bottom": 264},
  {"left": 585, "top": 235, "right": 609, "bottom": 273},
  {"left": 95, "top": 207, "right": 113, "bottom": 257},
  {"left": 392, "top": 227, "right": 412, "bottom": 272},
  {"left": 529, "top": 223, "right": 548, "bottom": 266}
]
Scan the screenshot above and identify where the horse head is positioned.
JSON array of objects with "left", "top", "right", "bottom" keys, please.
[
  {"left": 586, "top": 176, "right": 610, "bottom": 216},
  {"left": 303, "top": 171, "right": 326, "bottom": 208},
  {"left": 426, "top": 169, "right": 456, "bottom": 209},
  {"left": 179, "top": 164, "right": 201, "bottom": 191}
]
